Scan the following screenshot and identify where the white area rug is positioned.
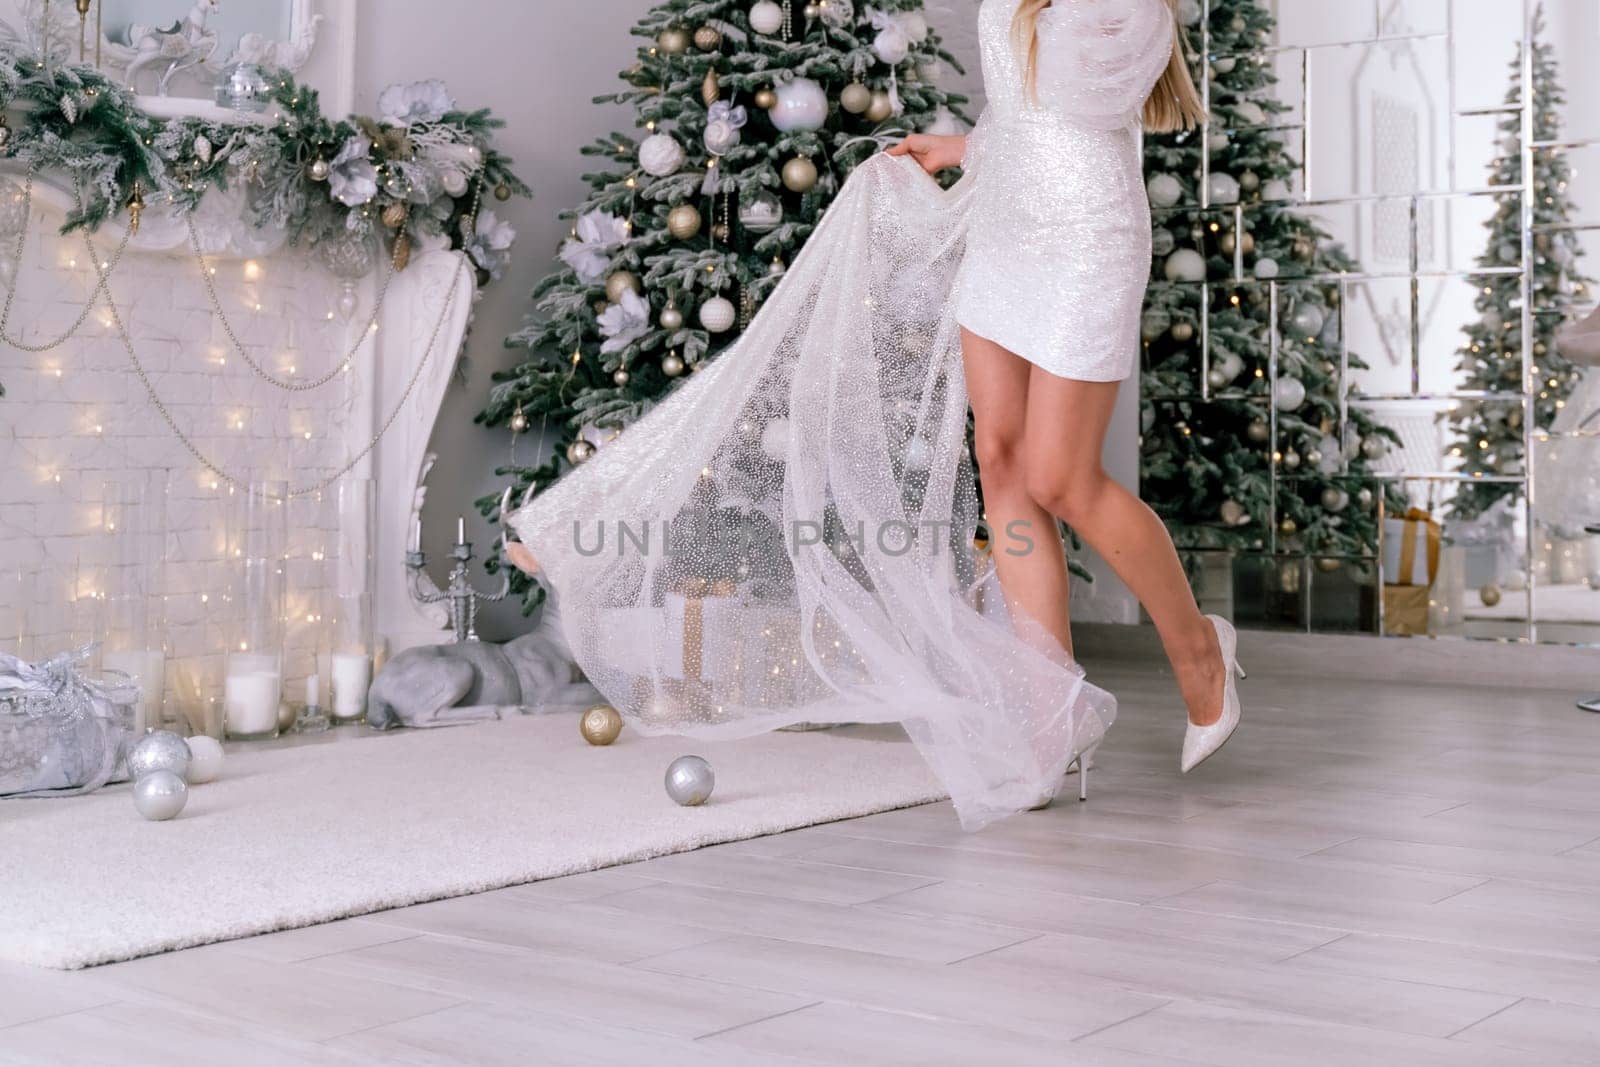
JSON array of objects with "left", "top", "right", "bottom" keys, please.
[{"left": 0, "top": 717, "right": 943, "bottom": 970}]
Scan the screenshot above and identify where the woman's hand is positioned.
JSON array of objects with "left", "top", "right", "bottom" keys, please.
[
  {"left": 505, "top": 540, "right": 541, "bottom": 576},
  {"left": 886, "top": 133, "right": 967, "bottom": 176}
]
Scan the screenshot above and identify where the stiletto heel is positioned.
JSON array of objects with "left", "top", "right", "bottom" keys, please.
[
  {"left": 1235, "top": 662, "right": 1247, "bottom": 681},
  {"left": 1181, "top": 615, "right": 1244, "bottom": 774},
  {"left": 1076, "top": 744, "right": 1097, "bottom": 802}
]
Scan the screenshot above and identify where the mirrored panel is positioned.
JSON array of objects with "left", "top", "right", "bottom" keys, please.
[{"left": 1151, "top": 0, "right": 1600, "bottom": 645}]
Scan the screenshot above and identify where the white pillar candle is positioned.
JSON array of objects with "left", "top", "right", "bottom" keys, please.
[
  {"left": 331, "top": 652, "right": 371, "bottom": 720},
  {"left": 101, "top": 648, "right": 165, "bottom": 735},
  {"left": 305, "top": 673, "right": 319, "bottom": 708},
  {"left": 224, "top": 669, "right": 281, "bottom": 737}
]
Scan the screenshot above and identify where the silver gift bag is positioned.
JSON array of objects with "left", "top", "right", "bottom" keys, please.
[{"left": 0, "top": 646, "right": 138, "bottom": 798}]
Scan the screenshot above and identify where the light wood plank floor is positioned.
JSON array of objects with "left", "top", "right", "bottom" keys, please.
[{"left": 4, "top": 663, "right": 1600, "bottom": 1065}]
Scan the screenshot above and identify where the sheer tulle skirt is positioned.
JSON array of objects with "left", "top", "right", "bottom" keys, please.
[{"left": 507, "top": 154, "right": 1115, "bottom": 830}]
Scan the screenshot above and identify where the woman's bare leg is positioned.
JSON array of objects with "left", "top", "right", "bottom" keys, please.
[
  {"left": 960, "top": 328, "right": 1074, "bottom": 655},
  {"left": 1019, "top": 370, "right": 1224, "bottom": 726}
]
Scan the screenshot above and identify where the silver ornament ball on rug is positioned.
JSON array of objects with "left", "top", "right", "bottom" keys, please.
[
  {"left": 133, "top": 770, "right": 188, "bottom": 821},
  {"left": 184, "top": 735, "right": 226, "bottom": 784},
  {"left": 665, "top": 755, "right": 715, "bottom": 806},
  {"left": 127, "top": 730, "right": 191, "bottom": 782}
]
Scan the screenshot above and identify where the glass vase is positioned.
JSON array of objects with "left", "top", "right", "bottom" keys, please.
[
  {"left": 224, "top": 480, "right": 287, "bottom": 740},
  {"left": 98, "top": 472, "right": 169, "bottom": 736},
  {"left": 330, "top": 478, "right": 376, "bottom": 724}
]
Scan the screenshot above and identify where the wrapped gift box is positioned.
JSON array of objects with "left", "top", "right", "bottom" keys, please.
[
  {"left": 1382, "top": 583, "right": 1431, "bottom": 636},
  {"left": 1382, "top": 509, "right": 1442, "bottom": 587}
]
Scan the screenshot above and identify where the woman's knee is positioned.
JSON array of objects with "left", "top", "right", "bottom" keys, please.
[
  {"left": 972, "top": 424, "right": 1028, "bottom": 492},
  {"left": 1026, "top": 461, "right": 1108, "bottom": 524}
]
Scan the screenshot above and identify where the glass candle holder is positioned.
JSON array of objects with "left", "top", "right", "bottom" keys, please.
[
  {"left": 330, "top": 478, "right": 376, "bottom": 724},
  {"left": 224, "top": 480, "right": 287, "bottom": 740},
  {"left": 98, "top": 472, "right": 168, "bottom": 736}
]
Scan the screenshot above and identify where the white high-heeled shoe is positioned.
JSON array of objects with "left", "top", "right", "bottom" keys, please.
[
  {"left": 1029, "top": 719, "right": 1106, "bottom": 810},
  {"left": 1180, "top": 615, "right": 1245, "bottom": 774}
]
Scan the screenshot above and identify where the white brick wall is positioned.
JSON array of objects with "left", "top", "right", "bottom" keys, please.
[{"left": 0, "top": 184, "right": 368, "bottom": 729}]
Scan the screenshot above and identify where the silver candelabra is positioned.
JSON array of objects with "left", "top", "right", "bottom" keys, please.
[{"left": 406, "top": 513, "right": 511, "bottom": 642}]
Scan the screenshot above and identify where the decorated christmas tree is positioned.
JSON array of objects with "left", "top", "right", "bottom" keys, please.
[
  {"left": 1139, "top": 0, "right": 1398, "bottom": 570},
  {"left": 1445, "top": 12, "right": 1590, "bottom": 522},
  {"left": 478, "top": 0, "right": 968, "bottom": 609}
]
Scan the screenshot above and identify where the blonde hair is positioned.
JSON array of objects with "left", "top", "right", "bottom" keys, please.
[{"left": 1011, "top": 0, "right": 1208, "bottom": 134}]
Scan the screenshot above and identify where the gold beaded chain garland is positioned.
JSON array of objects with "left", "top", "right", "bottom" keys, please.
[{"left": 85, "top": 180, "right": 489, "bottom": 499}]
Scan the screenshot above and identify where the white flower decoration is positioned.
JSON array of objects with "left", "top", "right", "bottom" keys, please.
[
  {"left": 559, "top": 209, "right": 630, "bottom": 284},
  {"left": 328, "top": 135, "right": 378, "bottom": 207},
  {"left": 378, "top": 79, "right": 456, "bottom": 127},
  {"left": 597, "top": 288, "right": 650, "bottom": 354},
  {"left": 466, "top": 209, "right": 517, "bottom": 278}
]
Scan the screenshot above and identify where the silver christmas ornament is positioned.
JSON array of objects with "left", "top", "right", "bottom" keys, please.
[
  {"left": 127, "top": 730, "right": 191, "bottom": 782},
  {"left": 1356, "top": 487, "right": 1375, "bottom": 509},
  {"left": 841, "top": 82, "right": 872, "bottom": 114},
  {"left": 613, "top": 368, "right": 631, "bottom": 386},
  {"left": 659, "top": 305, "right": 685, "bottom": 331},
  {"left": 567, "top": 439, "right": 596, "bottom": 465},
  {"left": 1282, "top": 449, "right": 1301, "bottom": 470},
  {"left": 1247, "top": 418, "right": 1271, "bottom": 443},
  {"left": 308, "top": 157, "right": 331, "bottom": 181},
  {"left": 738, "top": 191, "right": 783, "bottom": 234},
  {"left": 1164, "top": 248, "right": 1206, "bottom": 283},
  {"left": 665, "top": 755, "right": 715, "bottom": 806},
  {"left": 1321, "top": 487, "right": 1349, "bottom": 512},
  {"left": 662, "top": 353, "right": 686, "bottom": 377},
  {"left": 134, "top": 770, "right": 188, "bottom": 821},
  {"left": 1272, "top": 376, "right": 1306, "bottom": 411},
  {"left": 1147, "top": 173, "right": 1183, "bottom": 208},
  {"left": 1220, "top": 499, "right": 1247, "bottom": 525},
  {"left": 1361, "top": 435, "right": 1388, "bottom": 461}
]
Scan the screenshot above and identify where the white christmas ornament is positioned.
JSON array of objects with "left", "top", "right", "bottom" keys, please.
[
  {"left": 749, "top": 0, "right": 785, "bottom": 35},
  {"left": 869, "top": 9, "right": 911, "bottom": 65},
  {"left": 1255, "top": 257, "right": 1280, "bottom": 279},
  {"left": 896, "top": 11, "right": 929, "bottom": 43},
  {"left": 1208, "top": 173, "right": 1241, "bottom": 205},
  {"left": 1164, "top": 248, "right": 1206, "bottom": 283},
  {"left": 769, "top": 78, "right": 829, "bottom": 132},
  {"left": 638, "top": 133, "right": 686, "bottom": 177},
  {"left": 1233, "top": 101, "right": 1267, "bottom": 126},
  {"left": 1147, "top": 173, "right": 1183, "bottom": 208},
  {"left": 1262, "top": 178, "right": 1291, "bottom": 201},
  {"left": 1273, "top": 376, "right": 1307, "bottom": 411},
  {"left": 703, "top": 101, "right": 749, "bottom": 156},
  {"left": 699, "top": 295, "right": 737, "bottom": 333},
  {"left": 184, "top": 735, "right": 225, "bottom": 784},
  {"left": 1178, "top": 0, "right": 1202, "bottom": 25}
]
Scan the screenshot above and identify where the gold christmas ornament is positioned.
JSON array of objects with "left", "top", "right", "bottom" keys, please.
[
  {"left": 841, "top": 83, "right": 872, "bottom": 114},
  {"left": 1247, "top": 418, "right": 1270, "bottom": 443},
  {"left": 865, "top": 90, "right": 894, "bottom": 123},
  {"left": 613, "top": 368, "right": 631, "bottom": 386},
  {"left": 712, "top": 222, "right": 730, "bottom": 242},
  {"left": 494, "top": 183, "right": 512, "bottom": 201},
  {"left": 1291, "top": 235, "right": 1315, "bottom": 261},
  {"left": 658, "top": 26, "right": 690, "bottom": 53},
  {"left": 662, "top": 352, "right": 686, "bottom": 377},
  {"left": 1170, "top": 321, "right": 1194, "bottom": 342},
  {"left": 754, "top": 87, "right": 778, "bottom": 110},
  {"left": 125, "top": 181, "right": 144, "bottom": 236},
  {"left": 567, "top": 439, "right": 596, "bottom": 465},
  {"left": 580, "top": 703, "right": 624, "bottom": 745},
  {"left": 702, "top": 68, "right": 721, "bottom": 105},
  {"left": 1479, "top": 583, "right": 1503, "bottom": 607},
  {"left": 1279, "top": 517, "right": 1297, "bottom": 535},
  {"left": 666, "top": 204, "right": 702, "bottom": 239},
  {"left": 693, "top": 25, "right": 722, "bottom": 50},
  {"left": 659, "top": 303, "right": 685, "bottom": 330},
  {"left": 782, "top": 156, "right": 818, "bottom": 192},
  {"left": 1219, "top": 230, "right": 1254, "bottom": 256},
  {"left": 605, "top": 271, "right": 642, "bottom": 303},
  {"left": 1316, "top": 557, "right": 1342, "bottom": 573},
  {"left": 381, "top": 202, "right": 408, "bottom": 228}
]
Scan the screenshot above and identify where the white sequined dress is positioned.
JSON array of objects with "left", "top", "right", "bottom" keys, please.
[
  {"left": 956, "top": 0, "right": 1174, "bottom": 380},
  {"left": 508, "top": 0, "right": 1171, "bottom": 830}
]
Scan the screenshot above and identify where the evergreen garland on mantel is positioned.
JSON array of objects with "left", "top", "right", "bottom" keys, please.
[{"left": 0, "top": 42, "right": 531, "bottom": 397}]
